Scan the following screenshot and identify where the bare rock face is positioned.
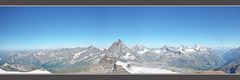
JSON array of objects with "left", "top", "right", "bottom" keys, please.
[
  {"left": 88, "top": 64, "right": 113, "bottom": 74},
  {"left": 1, "top": 63, "right": 41, "bottom": 72},
  {"left": 98, "top": 56, "right": 116, "bottom": 64},
  {"left": 112, "top": 64, "right": 130, "bottom": 74},
  {"left": 220, "top": 64, "right": 240, "bottom": 74},
  {"left": 223, "top": 47, "right": 240, "bottom": 64},
  {"left": 88, "top": 55, "right": 130, "bottom": 74},
  {"left": 88, "top": 56, "right": 117, "bottom": 74},
  {"left": 108, "top": 39, "right": 132, "bottom": 57}
]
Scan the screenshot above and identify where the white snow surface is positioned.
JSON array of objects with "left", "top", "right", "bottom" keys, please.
[
  {"left": 70, "top": 56, "right": 89, "bottom": 64},
  {"left": 0, "top": 69, "right": 51, "bottom": 74},
  {"left": 73, "top": 50, "right": 87, "bottom": 60},
  {"left": 184, "top": 49, "right": 195, "bottom": 52},
  {"left": 116, "top": 61, "right": 178, "bottom": 74},
  {"left": 154, "top": 50, "right": 161, "bottom": 53},
  {"left": 116, "top": 61, "right": 128, "bottom": 67},
  {"left": 98, "top": 48, "right": 105, "bottom": 51}
]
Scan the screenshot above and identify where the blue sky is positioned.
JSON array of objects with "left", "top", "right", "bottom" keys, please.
[{"left": 0, "top": 6, "right": 240, "bottom": 49}]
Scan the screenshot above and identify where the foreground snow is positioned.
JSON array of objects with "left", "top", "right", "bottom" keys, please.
[
  {"left": 126, "top": 66, "right": 178, "bottom": 74},
  {"left": 116, "top": 61, "right": 178, "bottom": 74},
  {"left": 0, "top": 69, "right": 51, "bottom": 74}
]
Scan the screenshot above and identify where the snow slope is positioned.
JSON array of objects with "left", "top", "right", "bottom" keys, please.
[
  {"left": 116, "top": 61, "right": 178, "bottom": 74},
  {"left": 126, "top": 66, "right": 178, "bottom": 74},
  {"left": 0, "top": 69, "right": 51, "bottom": 74},
  {"left": 138, "top": 49, "right": 149, "bottom": 55},
  {"left": 73, "top": 50, "right": 88, "bottom": 60},
  {"left": 122, "top": 52, "right": 136, "bottom": 60}
]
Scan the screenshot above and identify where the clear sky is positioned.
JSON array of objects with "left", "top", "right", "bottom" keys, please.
[{"left": 0, "top": 6, "right": 240, "bottom": 50}]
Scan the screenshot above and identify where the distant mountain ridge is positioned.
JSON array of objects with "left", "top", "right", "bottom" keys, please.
[{"left": 0, "top": 39, "right": 238, "bottom": 74}]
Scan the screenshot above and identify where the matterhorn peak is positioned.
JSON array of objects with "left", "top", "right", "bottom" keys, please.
[
  {"left": 113, "top": 39, "right": 125, "bottom": 46},
  {"left": 109, "top": 39, "right": 128, "bottom": 49},
  {"left": 117, "top": 39, "right": 122, "bottom": 43},
  {"left": 108, "top": 39, "right": 131, "bottom": 56}
]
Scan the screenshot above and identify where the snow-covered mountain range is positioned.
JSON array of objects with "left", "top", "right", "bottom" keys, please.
[{"left": 0, "top": 39, "right": 239, "bottom": 74}]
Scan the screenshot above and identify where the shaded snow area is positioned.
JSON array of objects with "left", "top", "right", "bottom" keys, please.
[
  {"left": 116, "top": 61, "right": 178, "bottom": 74},
  {"left": 137, "top": 49, "right": 149, "bottom": 55},
  {"left": 122, "top": 52, "right": 136, "bottom": 60},
  {"left": 0, "top": 69, "right": 51, "bottom": 74}
]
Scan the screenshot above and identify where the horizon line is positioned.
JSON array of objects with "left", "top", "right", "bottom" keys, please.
[{"left": 1, "top": 39, "right": 239, "bottom": 51}]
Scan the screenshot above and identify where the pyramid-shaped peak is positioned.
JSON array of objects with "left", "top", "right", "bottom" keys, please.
[
  {"left": 113, "top": 39, "right": 125, "bottom": 45},
  {"left": 112, "top": 39, "right": 126, "bottom": 47},
  {"left": 117, "top": 39, "right": 122, "bottom": 43},
  {"left": 108, "top": 39, "right": 130, "bottom": 55}
]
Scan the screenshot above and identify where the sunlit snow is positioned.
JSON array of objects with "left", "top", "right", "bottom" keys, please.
[
  {"left": 73, "top": 50, "right": 87, "bottom": 60},
  {"left": 154, "top": 50, "right": 161, "bottom": 53},
  {"left": 0, "top": 69, "right": 51, "bottom": 74},
  {"left": 116, "top": 61, "right": 178, "bottom": 74}
]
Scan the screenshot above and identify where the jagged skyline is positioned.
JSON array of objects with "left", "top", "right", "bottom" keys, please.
[{"left": 1, "top": 7, "right": 240, "bottom": 49}]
